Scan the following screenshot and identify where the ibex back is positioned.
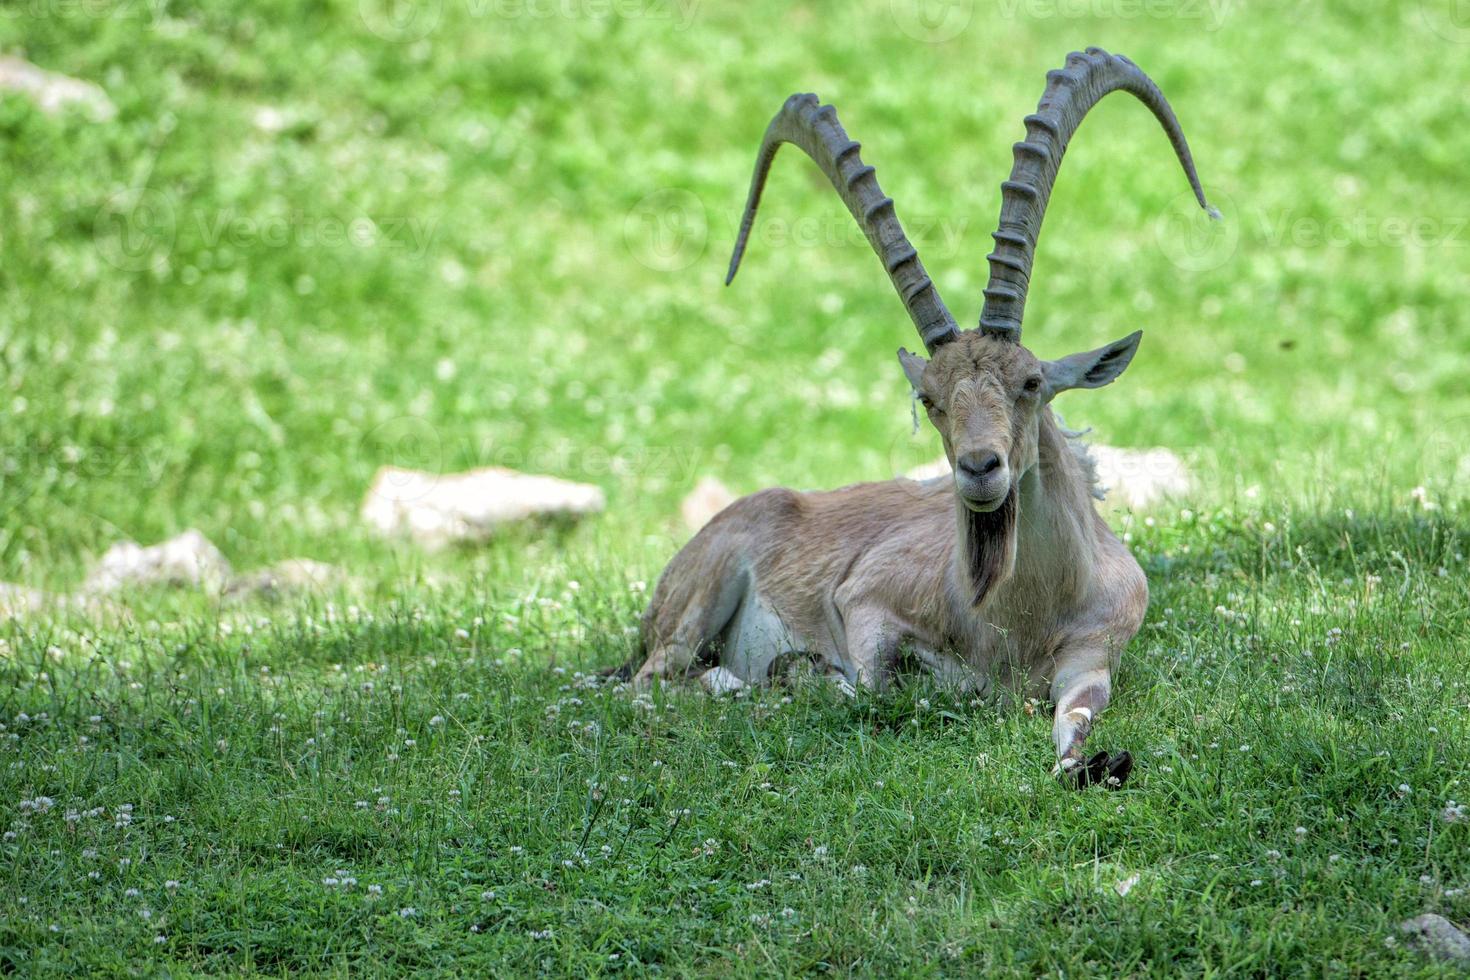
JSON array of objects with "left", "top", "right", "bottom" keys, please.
[{"left": 630, "top": 48, "right": 1216, "bottom": 788}]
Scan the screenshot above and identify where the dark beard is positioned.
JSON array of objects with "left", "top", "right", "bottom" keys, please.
[{"left": 962, "top": 488, "right": 1018, "bottom": 608}]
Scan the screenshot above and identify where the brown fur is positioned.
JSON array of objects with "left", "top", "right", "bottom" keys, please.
[{"left": 631, "top": 332, "right": 1150, "bottom": 771}]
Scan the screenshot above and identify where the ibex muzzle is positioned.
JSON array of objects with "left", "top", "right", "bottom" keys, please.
[{"left": 631, "top": 48, "right": 1215, "bottom": 789}]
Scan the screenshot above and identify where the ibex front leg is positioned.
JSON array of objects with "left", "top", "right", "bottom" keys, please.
[{"left": 1049, "top": 656, "right": 1132, "bottom": 789}]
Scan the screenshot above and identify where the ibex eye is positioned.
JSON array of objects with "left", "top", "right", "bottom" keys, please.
[{"left": 1023, "top": 377, "right": 1042, "bottom": 393}]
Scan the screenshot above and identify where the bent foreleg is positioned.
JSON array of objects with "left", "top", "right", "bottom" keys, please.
[{"left": 1050, "top": 662, "right": 1131, "bottom": 788}]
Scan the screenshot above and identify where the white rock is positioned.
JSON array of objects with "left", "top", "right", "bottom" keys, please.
[
  {"left": 84, "top": 530, "right": 232, "bottom": 594},
  {"left": 680, "top": 477, "right": 735, "bottom": 532},
  {"left": 225, "top": 559, "right": 340, "bottom": 601},
  {"left": 903, "top": 457, "right": 953, "bottom": 482},
  {"left": 0, "top": 56, "right": 115, "bottom": 120},
  {"left": 0, "top": 583, "right": 46, "bottom": 619},
  {"left": 361, "top": 466, "right": 605, "bottom": 549},
  {"left": 1089, "top": 445, "right": 1192, "bottom": 511},
  {"left": 1400, "top": 914, "right": 1470, "bottom": 965},
  {"left": 902, "top": 444, "right": 1191, "bottom": 510},
  {"left": 699, "top": 666, "right": 746, "bottom": 695}
]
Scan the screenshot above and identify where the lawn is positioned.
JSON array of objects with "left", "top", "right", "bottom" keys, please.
[{"left": 2, "top": 0, "right": 1469, "bottom": 974}]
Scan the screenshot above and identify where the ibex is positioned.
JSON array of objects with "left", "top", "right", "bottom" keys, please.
[{"left": 630, "top": 48, "right": 1215, "bottom": 787}]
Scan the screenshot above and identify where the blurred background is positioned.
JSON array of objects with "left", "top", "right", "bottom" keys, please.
[{"left": 2, "top": 0, "right": 1467, "bottom": 593}]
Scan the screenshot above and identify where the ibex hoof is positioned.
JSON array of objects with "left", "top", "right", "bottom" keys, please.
[{"left": 1059, "top": 750, "right": 1133, "bottom": 790}]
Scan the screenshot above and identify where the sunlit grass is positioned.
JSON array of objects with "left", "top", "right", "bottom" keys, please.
[{"left": 1, "top": 0, "right": 1468, "bottom": 973}]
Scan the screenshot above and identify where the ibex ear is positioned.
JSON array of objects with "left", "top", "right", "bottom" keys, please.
[
  {"left": 897, "top": 347, "right": 928, "bottom": 391},
  {"left": 1043, "top": 330, "right": 1143, "bottom": 396}
]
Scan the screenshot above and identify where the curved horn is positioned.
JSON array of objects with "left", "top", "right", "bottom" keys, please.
[
  {"left": 980, "top": 47, "right": 1218, "bottom": 341},
  {"left": 727, "top": 94, "right": 960, "bottom": 354}
]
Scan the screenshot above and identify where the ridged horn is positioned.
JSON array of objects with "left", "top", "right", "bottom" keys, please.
[
  {"left": 980, "top": 47, "right": 1218, "bottom": 341},
  {"left": 727, "top": 94, "right": 960, "bottom": 354}
]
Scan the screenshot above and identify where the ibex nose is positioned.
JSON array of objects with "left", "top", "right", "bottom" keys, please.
[{"left": 957, "top": 451, "right": 1003, "bottom": 480}]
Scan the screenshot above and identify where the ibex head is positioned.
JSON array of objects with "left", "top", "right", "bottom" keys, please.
[
  {"left": 726, "top": 48, "right": 1215, "bottom": 515},
  {"left": 897, "top": 330, "right": 1140, "bottom": 511}
]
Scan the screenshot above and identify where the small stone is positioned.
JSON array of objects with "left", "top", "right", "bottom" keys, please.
[
  {"left": 0, "top": 56, "right": 115, "bottom": 120},
  {"left": 901, "top": 443, "right": 1192, "bottom": 511},
  {"left": 224, "top": 559, "right": 340, "bottom": 602},
  {"left": 680, "top": 477, "right": 735, "bottom": 532},
  {"left": 1086, "top": 445, "right": 1192, "bottom": 511},
  {"left": 0, "top": 583, "right": 46, "bottom": 620},
  {"left": 699, "top": 666, "right": 746, "bottom": 696},
  {"left": 361, "top": 466, "right": 604, "bottom": 549},
  {"left": 902, "top": 457, "right": 953, "bottom": 482},
  {"left": 84, "top": 530, "right": 231, "bottom": 594},
  {"left": 1399, "top": 913, "right": 1470, "bottom": 965}
]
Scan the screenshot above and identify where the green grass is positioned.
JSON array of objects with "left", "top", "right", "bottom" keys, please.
[{"left": 2, "top": 0, "right": 1469, "bottom": 974}]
